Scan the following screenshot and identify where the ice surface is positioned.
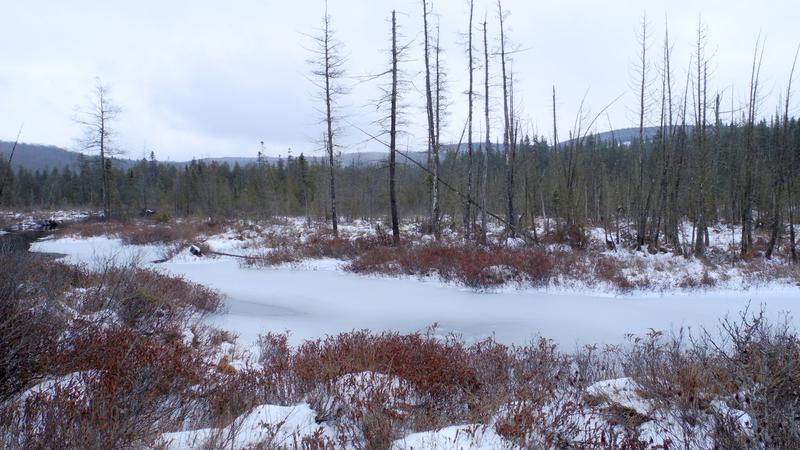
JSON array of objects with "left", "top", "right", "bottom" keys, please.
[{"left": 32, "top": 235, "right": 800, "bottom": 350}]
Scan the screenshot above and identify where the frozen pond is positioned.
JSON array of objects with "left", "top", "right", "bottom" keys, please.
[{"left": 32, "top": 236, "right": 800, "bottom": 348}]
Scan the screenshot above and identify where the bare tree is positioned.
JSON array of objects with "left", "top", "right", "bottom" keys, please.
[
  {"left": 75, "top": 78, "right": 120, "bottom": 220},
  {"left": 766, "top": 45, "right": 800, "bottom": 259},
  {"left": 741, "top": 37, "right": 765, "bottom": 256},
  {"left": 464, "top": 0, "right": 475, "bottom": 239},
  {"left": 497, "top": 0, "right": 515, "bottom": 238},
  {"left": 691, "top": 19, "right": 711, "bottom": 256},
  {"left": 434, "top": 22, "right": 448, "bottom": 238},
  {"left": 389, "top": 10, "right": 401, "bottom": 245},
  {"left": 634, "top": 14, "right": 653, "bottom": 251},
  {"left": 653, "top": 23, "right": 676, "bottom": 250},
  {"left": 421, "top": 0, "right": 442, "bottom": 239},
  {"left": 788, "top": 45, "right": 800, "bottom": 263},
  {"left": 308, "top": 1, "right": 346, "bottom": 237},
  {"left": 481, "top": 19, "right": 491, "bottom": 245}
]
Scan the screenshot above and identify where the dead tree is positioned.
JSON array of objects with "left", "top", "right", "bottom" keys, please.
[
  {"left": 497, "top": 0, "right": 515, "bottom": 238},
  {"left": 692, "top": 20, "right": 711, "bottom": 256},
  {"left": 766, "top": 45, "right": 799, "bottom": 259},
  {"left": 464, "top": 0, "right": 475, "bottom": 239},
  {"left": 434, "top": 22, "right": 447, "bottom": 240},
  {"left": 741, "top": 38, "right": 765, "bottom": 257},
  {"left": 481, "top": 19, "right": 491, "bottom": 244},
  {"left": 389, "top": 10, "right": 401, "bottom": 245},
  {"left": 653, "top": 23, "right": 676, "bottom": 250},
  {"left": 309, "top": 2, "right": 346, "bottom": 237},
  {"left": 507, "top": 65, "right": 518, "bottom": 238},
  {"left": 422, "top": 0, "right": 440, "bottom": 239},
  {"left": 634, "top": 15, "right": 653, "bottom": 251},
  {"left": 75, "top": 78, "right": 120, "bottom": 220},
  {"left": 789, "top": 45, "right": 800, "bottom": 263}
]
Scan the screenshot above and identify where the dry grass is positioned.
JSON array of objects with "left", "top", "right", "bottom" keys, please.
[{"left": 58, "top": 218, "right": 224, "bottom": 246}]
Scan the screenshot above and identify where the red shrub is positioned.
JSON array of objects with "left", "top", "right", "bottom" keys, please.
[
  {"left": 347, "top": 244, "right": 555, "bottom": 290},
  {"left": 293, "top": 331, "right": 480, "bottom": 404}
]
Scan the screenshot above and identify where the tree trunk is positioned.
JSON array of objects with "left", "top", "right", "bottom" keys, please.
[
  {"left": 422, "top": 0, "right": 439, "bottom": 239},
  {"left": 324, "top": 15, "right": 339, "bottom": 237},
  {"left": 464, "top": 0, "right": 474, "bottom": 240},
  {"left": 389, "top": 11, "right": 400, "bottom": 245},
  {"left": 480, "top": 20, "right": 490, "bottom": 245},
  {"left": 498, "top": 0, "right": 514, "bottom": 238}
]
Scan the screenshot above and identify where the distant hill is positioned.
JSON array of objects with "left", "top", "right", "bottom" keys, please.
[
  {"left": 559, "top": 125, "right": 694, "bottom": 147},
  {"left": 0, "top": 141, "right": 83, "bottom": 172},
  {"left": 3, "top": 127, "right": 689, "bottom": 174},
  {"left": 0, "top": 140, "right": 429, "bottom": 173}
]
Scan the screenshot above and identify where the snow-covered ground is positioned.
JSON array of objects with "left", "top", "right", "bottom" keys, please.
[
  {"left": 0, "top": 209, "right": 94, "bottom": 231},
  {"left": 31, "top": 232, "right": 800, "bottom": 350}
]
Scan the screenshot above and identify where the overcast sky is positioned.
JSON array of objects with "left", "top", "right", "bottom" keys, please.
[{"left": 1, "top": 0, "right": 798, "bottom": 161}]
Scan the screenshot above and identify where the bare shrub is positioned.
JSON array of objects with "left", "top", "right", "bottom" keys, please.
[
  {"left": 346, "top": 244, "right": 554, "bottom": 290},
  {"left": 709, "top": 309, "right": 800, "bottom": 447},
  {"left": 0, "top": 248, "right": 83, "bottom": 401},
  {"left": 59, "top": 219, "right": 223, "bottom": 246},
  {"left": 78, "top": 262, "right": 221, "bottom": 334},
  {"left": 2, "top": 325, "right": 210, "bottom": 449}
]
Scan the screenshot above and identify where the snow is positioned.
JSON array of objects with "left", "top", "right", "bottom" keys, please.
[
  {"left": 30, "top": 236, "right": 164, "bottom": 268},
  {"left": 15, "top": 371, "right": 100, "bottom": 404},
  {"left": 0, "top": 210, "right": 93, "bottom": 231},
  {"left": 584, "top": 377, "right": 752, "bottom": 449},
  {"left": 392, "top": 424, "right": 511, "bottom": 449},
  {"left": 161, "top": 403, "right": 331, "bottom": 449},
  {"left": 585, "top": 378, "right": 651, "bottom": 416},
  {"left": 31, "top": 233, "right": 800, "bottom": 350}
]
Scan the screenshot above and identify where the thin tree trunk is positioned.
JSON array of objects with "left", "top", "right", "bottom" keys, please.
[
  {"left": 635, "top": 15, "right": 650, "bottom": 250},
  {"left": 422, "top": 0, "right": 439, "bottom": 239},
  {"left": 389, "top": 11, "right": 400, "bottom": 245},
  {"left": 481, "top": 20, "right": 490, "bottom": 245},
  {"left": 432, "top": 22, "right": 442, "bottom": 240},
  {"left": 741, "top": 40, "right": 764, "bottom": 257},
  {"left": 464, "top": 0, "right": 474, "bottom": 240},
  {"left": 100, "top": 116, "right": 110, "bottom": 220},
  {"left": 497, "top": 0, "right": 514, "bottom": 238},
  {"left": 791, "top": 207, "right": 797, "bottom": 263},
  {"left": 323, "top": 13, "right": 339, "bottom": 237}
]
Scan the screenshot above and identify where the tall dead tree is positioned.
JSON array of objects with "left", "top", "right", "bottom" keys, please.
[
  {"left": 389, "top": 10, "right": 401, "bottom": 245},
  {"left": 464, "top": 0, "right": 475, "bottom": 239},
  {"left": 653, "top": 23, "right": 675, "bottom": 249},
  {"left": 692, "top": 20, "right": 711, "bottom": 256},
  {"left": 789, "top": 45, "right": 800, "bottom": 263},
  {"left": 481, "top": 19, "right": 490, "bottom": 244},
  {"left": 766, "top": 45, "right": 799, "bottom": 259},
  {"left": 75, "top": 78, "right": 120, "bottom": 220},
  {"left": 507, "top": 64, "right": 518, "bottom": 238},
  {"left": 309, "top": 3, "right": 346, "bottom": 237},
  {"left": 433, "top": 22, "right": 447, "bottom": 240},
  {"left": 422, "top": 0, "right": 440, "bottom": 239},
  {"left": 634, "top": 15, "right": 653, "bottom": 251},
  {"left": 497, "top": 0, "right": 515, "bottom": 238},
  {"left": 741, "top": 38, "right": 765, "bottom": 256}
]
